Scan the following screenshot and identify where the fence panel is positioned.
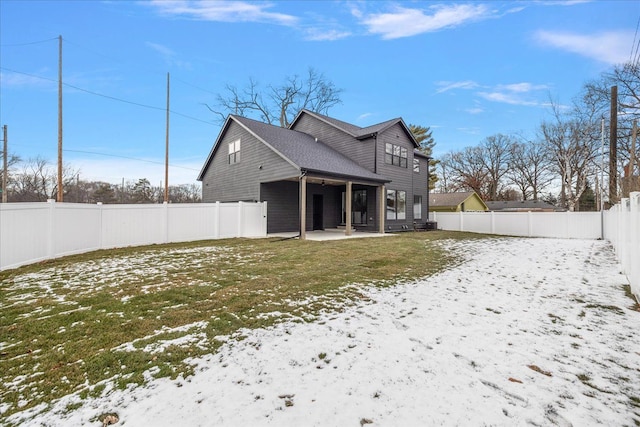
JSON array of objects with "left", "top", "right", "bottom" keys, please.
[
  {"left": 605, "top": 193, "right": 640, "bottom": 299},
  {"left": 0, "top": 201, "right": 267, "bottom": 271},
  {"left": 430, "top": 211, "right": 601, "bottom": 239}
]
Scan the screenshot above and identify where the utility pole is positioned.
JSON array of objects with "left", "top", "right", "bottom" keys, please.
[
  {"left": 2, "top": 125, "right": 7, "bottom": 203},
  {"left": 164, "top": 72, "right": 170, "bottom": 203},
  {"left": 57, "top": 35, "right": 63, "bottom": 202},
  {"left": 609, "top": 85, "right": 618, "bottom": 205}
]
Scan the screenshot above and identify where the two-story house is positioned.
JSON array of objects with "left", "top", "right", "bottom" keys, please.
[{"left": 197, "top": 110, "right": 431, "bottom": 238}]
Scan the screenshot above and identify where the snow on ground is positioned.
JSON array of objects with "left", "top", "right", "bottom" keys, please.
[{"left": 9, "top": 237, "right": 640, "bottom": 427}]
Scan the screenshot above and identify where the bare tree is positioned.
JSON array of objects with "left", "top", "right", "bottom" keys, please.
[
  {"left": 441, "top": 147, "right": 489, "bottom": 198},
  {"left": 478, "top": 134, "right": 513, "bottom": 201},
  {"left": 540, "top": 103, "right": 599, "bottom": 211},
  {"left": 207, "top": 67, "right": 342, "bottom": 127},
  {"left": 507, "top": 138, "right": 553, "bottom": 200}
]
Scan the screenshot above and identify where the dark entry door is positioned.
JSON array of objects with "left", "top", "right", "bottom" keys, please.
[{"left": 313, "top": 194, "right": 324, "bottom": 230}]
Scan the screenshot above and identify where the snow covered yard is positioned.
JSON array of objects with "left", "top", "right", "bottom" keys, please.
[{"left": 5, "top": 237, "right": 640, "bottom": 426}]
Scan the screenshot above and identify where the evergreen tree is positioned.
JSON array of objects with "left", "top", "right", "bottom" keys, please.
[{"left": 409, "top": 124, "right": 439, "bottom": 190}]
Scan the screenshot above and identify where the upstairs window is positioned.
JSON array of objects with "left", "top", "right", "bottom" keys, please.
[
  {"left": 385, "top": 143, "right": 407, "bottom": 168},
  {"left": 228, "top": 139, "right": 240, "bottom": 164},
  {"left": 413, "top": 158, "right": 420, "bottom": 173}
]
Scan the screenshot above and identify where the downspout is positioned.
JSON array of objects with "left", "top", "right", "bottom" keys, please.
[
  {"left": 373, "top": 134, "right": 378, "bottom": 173},
  {"left": 299, "top": 169, "right": 307, "bottom": 240}
]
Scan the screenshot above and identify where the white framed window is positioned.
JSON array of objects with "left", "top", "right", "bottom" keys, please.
[
  {"left": 414, "top": 195, "right": 422, "bottom": 220},
  {"left": 386, "top": 189, "right": 406, "bottom": 220},
  {"left": 385, "top": 142, "right": 408, "bottom": 168},
  {"left": 228, "top": 139, "right": 240, "bottom": 164}
]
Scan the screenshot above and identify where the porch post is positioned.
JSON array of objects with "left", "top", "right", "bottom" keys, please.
[
  {"left": 345, "top": 181, "right": 352, "bottom": 236},
  {"left": 300, "top": 175, "right": 307, "bottom": 240},
  {"left": 378, "top": 185, "right": 386, "bottom": 234}
]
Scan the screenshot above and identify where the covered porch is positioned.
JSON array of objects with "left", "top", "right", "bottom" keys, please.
[{"left": 260, "top": 172, "right": 390, "bottom": 239}]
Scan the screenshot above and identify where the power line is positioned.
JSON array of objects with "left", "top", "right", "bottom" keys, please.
[
  {"left": 0, "top": 37, "right": 58, "bottom": 47},
  {"left": 63, "top": 148, "right": 200, "bottom": 171},
  {"left": 0, "top": 66, "right": 217, "bottom": 126}
]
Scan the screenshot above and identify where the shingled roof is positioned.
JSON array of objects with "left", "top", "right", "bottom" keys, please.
[
  {"left": 292, "top": 110, "right": 419, "bottom": 147},
  {"left": 430, "top": 192, "right": 477, "bottom": 208},
  {"left": 197, "top": 115, "right": 390, "bottom": 183}
]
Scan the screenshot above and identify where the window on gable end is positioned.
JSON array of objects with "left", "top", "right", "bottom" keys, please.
[{"left": 228, "top": 139, "right": 240, "bottom": 164}]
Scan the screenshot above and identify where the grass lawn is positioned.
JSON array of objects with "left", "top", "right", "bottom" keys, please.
[{"left": 0, "top": 231, "right": 480, "bottom": 420}]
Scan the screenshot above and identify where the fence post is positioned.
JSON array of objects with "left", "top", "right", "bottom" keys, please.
[
  {"left": 459, "top": 210, "right": 464, "bottom": 232},
  {"left": 630, "top": 192, "right": 640, "bottom": 298},
  {"left": 214, "top": 201, "right": 220, "bottom": 239},
  {"left": 490, "top": 211, "right": 495, "bottom": 234},
  {"left": 47, "top": 199, "right": 55, "bottom": 259},
  {"left": 163, "top": 201, "right": 169, "bottom": 244},
  {"left": 262, "top": 201, "right": 268, "bottom": 236},
  {"left": 238, "top": 201, "right": 244, "bottom": 237},
  {"left": 527, "top": 211, "right": 533, "bottom": 237},
  {"left": 97, "top": 202, "right": 104, "bottom": 249}
]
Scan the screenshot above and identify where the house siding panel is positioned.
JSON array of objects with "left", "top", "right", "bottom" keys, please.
[
  {"left": 413, "top": 156, "right": 430, "bottom": 222},
  {"left": 377, "top": 123, "right": 416, "bottom": 229},
  {"left": 260, "top": 181, "right": 300, "bottom": 233},
  {"left": 201, "top": 121, "right": 299, "bottom": 203}
]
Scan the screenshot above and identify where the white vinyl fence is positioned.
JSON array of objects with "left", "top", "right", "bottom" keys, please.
[
  {"left": 429, "top": 200, "right": 640, "bottom": 300},
  {"left": 604, "top": 192, "right": 640, "bottom": 299},
  {"left": 0, "top": 201, "right": 267, "bottom": 271},
  {"left": 429, "top": 210, "right": 602, "bottom": 239}
]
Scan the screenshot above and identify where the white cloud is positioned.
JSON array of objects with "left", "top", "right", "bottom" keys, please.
[
  {"left": 304, "top": 28, "right": 351, "bottom": 41},
  {"left": 496, "top": 82, "right": 549, "bottom": 93},
  {"left": 465, "top": 107, "right": 484, "bottom": 114},
  {"left": 148, "top": 0, "right": 298, "bottom": 26},
  {"left": 477, "top": 91, "right": 539, "bottom": 106},
  {"left": 145, "top": 42, "right": 192, "bottom": 69},
  {"left": 534, "top": 30, "right": 634, "bottom": 65},
  {"left": 435, "top": 80, "right": 479, "bottom": 93},
  {"left": 358, "top": 4, "right": 492, "bottom": 39}
]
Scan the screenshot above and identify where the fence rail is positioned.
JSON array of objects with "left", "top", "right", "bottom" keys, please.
[{"left": 0, "top": 201, "right": 267, "bottom": 271}]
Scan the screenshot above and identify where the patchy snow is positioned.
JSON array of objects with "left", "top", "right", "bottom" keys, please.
[{"left": 7, "top": 237, "right": 640, "bottom": 426}]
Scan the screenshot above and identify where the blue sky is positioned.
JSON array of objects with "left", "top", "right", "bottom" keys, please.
[{"left": 1, "top": 0, "right": 639, "bottom": 186}]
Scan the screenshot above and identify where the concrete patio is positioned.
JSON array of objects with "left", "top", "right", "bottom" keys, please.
[{"left": 267, "top": 228, "right": 395, "bottom": 241}]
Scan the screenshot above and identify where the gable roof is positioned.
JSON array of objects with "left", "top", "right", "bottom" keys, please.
[
  {"left": 291, "top": 110, "right": 420, "bottom": 148},
  {"left": 430, "top": 191, "right": 484, "bottom": 208},
  {"left": 197, "top": 115, "right": 390, "bottom": 183}
]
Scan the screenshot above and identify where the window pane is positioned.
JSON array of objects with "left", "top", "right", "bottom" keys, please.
[
  {"left": 385, "top": 143, "right": 393, "bottom": 154},
  {"left": 400, "top": 157, "right": 407, "bottom": 168},
  {"left": 385, "top": 153, "right": 392, "bottom": 165},
  {"left": 393, "top": 145, "right": 401, "bottom": 156},
  {"left": 414, "top": 195, "right": 422, "bottom": 220},
  {"left": 413, "top": 158, "right": 420, "bottom": 173},
  {"left": 386, "top": 190, "right": 396, "bottom": 220},
  {"left": 397, "top": 191, "right": 406, "bottom": 220},
  {"left": 400, "top": 147, "right": 407, "bottom": 158}
]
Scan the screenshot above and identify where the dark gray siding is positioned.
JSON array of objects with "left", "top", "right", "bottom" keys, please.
[
  {"left": 377, "top": 123, "right": 417, "bottom": 229},
  {"left": 304, "top": 184, "right": 341, "bottom": 231},
  {"left": 261, "top": 181, "right": 300, "bottom": 233},
  {"left": 201, "top": 121, "right": 299, "bottom": 203},
  {"left": 413, "top": 156, "right": 430, "bottom": 222},
  {"left": 291, "top": 114, "right": 376, "bottom": 172}
]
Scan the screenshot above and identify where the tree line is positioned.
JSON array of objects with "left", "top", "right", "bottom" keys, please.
[
  {"left": 437, "top": 61, "right": 639, "bottom": 211},
  {"left": 1, "top": 156, "right": 200, "bottom": 204}
]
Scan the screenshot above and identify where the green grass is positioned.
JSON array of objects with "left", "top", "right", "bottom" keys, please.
[{"left": 0, "top": 230, "right": 477, "bottom": 421}]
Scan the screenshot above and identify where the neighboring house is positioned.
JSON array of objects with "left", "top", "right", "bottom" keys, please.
[
  {"left": 198, "top": 110, "right": 431, "bottom": 237},
  {"left": 486, "top": 200, "right": 563, "bottom": 212},
  {"left": 429, "top": 191, "right": 488, "bottom": 212}
]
